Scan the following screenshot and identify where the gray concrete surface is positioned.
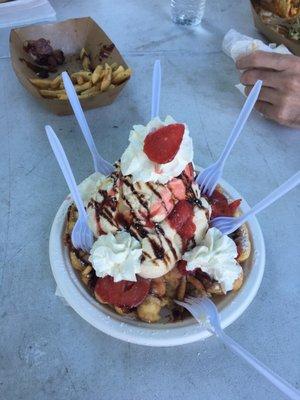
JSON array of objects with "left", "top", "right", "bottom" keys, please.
[{"left": 0, "top": 1, "right": 299, "bottom": 399}]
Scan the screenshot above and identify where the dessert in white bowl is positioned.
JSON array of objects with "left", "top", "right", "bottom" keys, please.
[
  {"left": 50, "top": 175, "right": 264, "bottom": 346},
  {"left": 63, "top": 116, "right": 253, "bottom": 323}
]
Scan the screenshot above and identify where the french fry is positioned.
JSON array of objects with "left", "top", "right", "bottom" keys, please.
[
  {"left": 112, "top": 65, "right": 124, "bottom": 80},
  {"left": 111, "top": 68, "right": 131, "bottom": 85},
  {"left": 77, "top": 75, "right": 84, "bottom": 85},
  {"left": 187, "top": 275, "right": 206, "bottom": 295},
  {"left": 29, "top": 78, "right": 53, "bottom": 89},
  {"left": 79, "top": 48, "right": 87, "bottom": 59},
  {"left": 177, "top": 277, "right": 187, "bottom": 301},
  {"left": 35, "top": 50, "right": 131, "bottom": 100},
  {"left": 91, "top": 65, "right": 103, "bottom": 84},
  {"left": 80, "top": 48, "right": 92, "bottom": 71},
  {"left": 80, "top": 85, "right": 100, "bottom": 96},
  {"left": 82, "top": 56, "right": 91, "bottom": 71},
  {"left": 74, "top": 81, "right": 92, "bottom": 93},
  {"left": 71, "top": 70, "right": 92, "bottom": 82},
  {"left": 110, "top": 62, "right": 118, "bottom": 71},
  {"left": 78, "top": 92, "right": 98, "bottom": 100},
  {"left": 50, "top": 75, "right": 61, "bottom": 89},
  {"left": 100, "top": 67, "right": 112, "bottom": 92},
  {"left": 78, "top": 92, "right": 99, "bottom": 100},
  {"left": 39, "top": 89, "right": 66, "bottom": 98},
  {"left": 99, "top": 69, "right": 107, "bottom": 80}
]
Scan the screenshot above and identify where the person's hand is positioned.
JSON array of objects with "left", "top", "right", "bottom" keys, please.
[{"left": 236, "top": 51, "right": 300, "bottom": 128}]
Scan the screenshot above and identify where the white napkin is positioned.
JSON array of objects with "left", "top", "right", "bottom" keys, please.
[
  {"left": 222, "top": 29, "right": 291, "bottom": 94},
  {"left": 0, "top": 0, "right": 56, "bottom": 28}
]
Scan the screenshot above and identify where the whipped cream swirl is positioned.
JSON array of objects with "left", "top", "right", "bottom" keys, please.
[
  {"left": 183, "top": 228, "right": 242, "bottom": 292},
  {"left": 89, "top": 231, "right": 142, "bottom": 282},
  {"left": 120, "top": 116, "right": 193, "bottom": 184}
]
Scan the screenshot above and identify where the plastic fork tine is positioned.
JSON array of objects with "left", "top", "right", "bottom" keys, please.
[
  {"left": 84, "top": 224, "right": 94, "bottom": 249},
  {"left": 191, "top": 298, "right": 210, "bottom": 314},
  {"left": 199, "top": 169, "right": 211, "bottom": 189},
  {"left": 184, "top": 297, "right": 194, "bottom": 305},
  {"left": 176, "top": 299, "right": 194, "bottom": 312},
  {"left": 175, "top": 300, "right": 186, "bottom": 307},
  {"left": 199, "top": 175, "right": 208, "bottom": 192},
  {"left": 203, "top": 174, "right": 215, "bottom": 195},
  {"left": 82, "top": 227, "right": 89, "bottom": 250},
  {"left": 186, "top": 295, "right": 199, "bottom": 303}
]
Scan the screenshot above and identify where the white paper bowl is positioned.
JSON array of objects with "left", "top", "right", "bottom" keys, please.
[{"left": 49, "top": 177, "right": 265, "bottom": 347}]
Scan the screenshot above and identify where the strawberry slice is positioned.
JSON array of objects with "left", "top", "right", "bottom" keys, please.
[
  {"left": 168, "top": 200, "right": 195, "bottom": 240},
  {"left": 143, "top": 123, "right": 185, "bottom": 164},
  {"left": 94, "top": 276, "right": 150, "bottom": 308},
  {"left": 228, "top": 199, "right": 242, "bottom": 216},
  {"left": 208, "top": 190, "right": 241, "bottom": 219},
  {"left": 179, "top": 218, "right": 196, "bottom": 240},
  {"left": 167, "top": 178, "right": 186, "bottom": 200},
  {"left": 168, "top": 200, "right": 193, "bottom": 232}
]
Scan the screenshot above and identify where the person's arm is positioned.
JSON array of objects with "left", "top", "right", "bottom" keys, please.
[{"left": 236, "top": 51, "right": 300, "bottom": 128}]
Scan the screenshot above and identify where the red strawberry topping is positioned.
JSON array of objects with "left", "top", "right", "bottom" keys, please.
[
  {"left": 168, "top": 200, "right": 196, "bottom": 240},
  {"left": 208, "top": 190, "right": 241, "bottom": 219},
  {"left": 143, "top": 123, "right": 185, "bottom": 164},
  {"left": 94, "top": 276, "right": 150, "bottom": 308}
]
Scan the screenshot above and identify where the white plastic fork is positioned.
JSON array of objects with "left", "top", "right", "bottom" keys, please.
[
  {"left": 61, "top": 71, "right": 114, "bottom": 176},
  {"left": 211, "top": 170, "right": 300, "bottom": 235},
  {"left": 197, "top": 80, "right": 263, "bottom": 196},
  {"left": 45, "top": 125, "right": 93, "bottom": 252},
  {"left": 176, "top": 296, "right": 300, "bottom": 400},
  {"left": 151, "top": 59, "right": 161, "bottom": 119}
]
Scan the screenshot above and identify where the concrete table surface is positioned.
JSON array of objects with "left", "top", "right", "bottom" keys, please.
[{"left": 0, "top": 1, "right": 299, "bottom": 399}]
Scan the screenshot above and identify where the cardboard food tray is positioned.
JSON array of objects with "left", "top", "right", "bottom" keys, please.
[
  {"left": 10, "top": 17, "right": 130, "bottom": 115},
  {"left": 251, "top": 1, "right": 300, "bottom": 56}
]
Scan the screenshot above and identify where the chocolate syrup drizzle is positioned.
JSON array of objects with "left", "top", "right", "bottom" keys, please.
[
  {"left": 87, "top": 170, "right": 119, "bottom": 235},
  {"left": 123, "top": 176, "right": 149, "bottom": 212},
  {"left": 65, "top": 233, "right": 91, "bottom": 267},
  {"left": 155, "top": 224, "right": 178, "bottom": 261},
  {"left": 146, "top": 182, "right": 169, "bottom": 214},
  {"left": 130, "top": 221, "right": 149, "bottom": 239},
  {"left": 86, "top": 165, "right": 206, "bottom": 268}
]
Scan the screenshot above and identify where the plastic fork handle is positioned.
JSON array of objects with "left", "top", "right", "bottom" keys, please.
[
  {"left": 239, "top": 170, "right": 300, "bottom": 225},
  {"left": 61, "top": 72, "right": 113, "bottom": 174},
  {"left": 218, "top": 332, "right": 300, "bottom": 400},
  {"left": 151, "top": 60, "right": 161, "bottom": 119},
  {"left": 45, "top": 125, "right": 87, "bottom": 220},
  {"left": 218, "top": 80, "right": 263, "bottom": 168}
]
